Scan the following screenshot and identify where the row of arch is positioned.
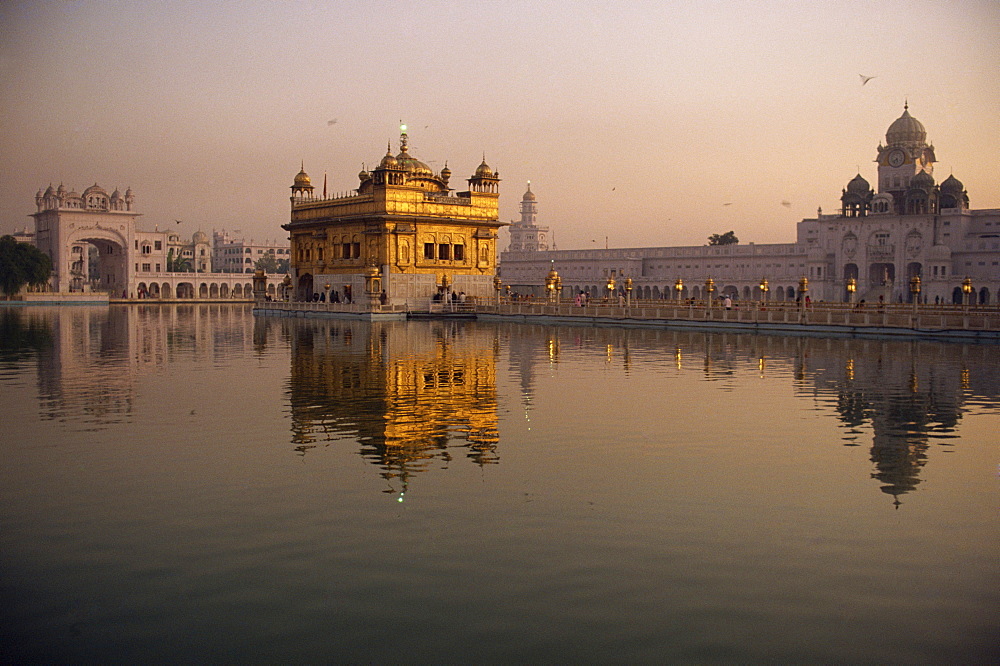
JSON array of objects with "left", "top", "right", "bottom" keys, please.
[{"left": 134, "top": 282, "right": 273, "bottom": 299}]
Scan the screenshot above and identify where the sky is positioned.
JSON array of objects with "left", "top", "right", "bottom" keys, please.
[{"left": 2, "top": 0, "right": 998, "bottom": 250}]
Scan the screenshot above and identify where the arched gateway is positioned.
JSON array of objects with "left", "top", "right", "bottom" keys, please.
[{"left": 31, "top": 183, "right": 274, "bottom": 299}]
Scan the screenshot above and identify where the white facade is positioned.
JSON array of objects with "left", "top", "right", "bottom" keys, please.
[
  {"left": 212, "top": 229, "right": 290, "bottom": 273},
  {"left": 31, "top": 184, "right": 278, "bottom": 299},
  {"left": 500, "top": 106, "right": 999, "bottom": 305}
]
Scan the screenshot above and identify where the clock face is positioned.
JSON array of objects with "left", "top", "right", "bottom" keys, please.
[{"left": 888, "top": 149, "right": 905, "bottom": 168}]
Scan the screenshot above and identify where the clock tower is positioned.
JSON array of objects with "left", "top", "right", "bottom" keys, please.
[{"left": 875, "top": 103, "right": 936, "bottom": 213}]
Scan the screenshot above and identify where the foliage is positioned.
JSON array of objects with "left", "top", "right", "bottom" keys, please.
[
  {"left": 166, "top": 247, "right": 192, "bottom": 272},
  {"left": 255, "top": 251, "right": 289, "bottom": 274},
  {"left": 708, "top": 231, "right": 739, "bottom": 246},
  {"left": 0, "top": 308, "right": 52, "bottom": 359},
  {"left": 0, "top": 235, "right": 52, "bottom": 298}
]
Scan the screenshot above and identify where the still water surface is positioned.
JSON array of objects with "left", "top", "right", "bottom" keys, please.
[{"left": 1, "top": 304, "right": 997, "bottom": 663}]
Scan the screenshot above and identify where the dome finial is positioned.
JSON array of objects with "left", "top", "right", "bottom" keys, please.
[{"left": 399, "top": 122, "right": 408, "bottom": 153}]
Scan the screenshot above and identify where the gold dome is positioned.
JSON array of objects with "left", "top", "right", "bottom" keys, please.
[
  {"left": 379, "top": 147, "right": 399, "bottom": 169},
  {"left": 475, "top": 159, "right": 494, "bottom": 178},
  {"left": 293, "top": 165, "right": 312, "bottom": 187}
]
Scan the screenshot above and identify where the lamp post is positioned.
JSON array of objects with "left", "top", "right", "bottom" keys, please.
[
  {"left": 705, "top": 277, "right": 715, "bottom": 310},
  {"left": 846, "top": 277, "right": 857, "bottom": 304},
  {"left": 909, "top": 275, "right": 921, "bottom": 313},
  {"left": 281, "top": 273, "right": 291, "bottom": 301},
  {"left": 625, "top": 277, "right": 633, "bottom": 307},
  {"left": 606, "top": 274, "right": 616, "bottom": 304},
  {"left": 324, "top": 282, "right": 331, "bottom": 304},
  {"left": 493, "top": 274, "right": 502, "bottom": 308},
  {"left": 798, "top": 276, "right": 809, "bottom": 308},
  {"left": 545, "top": 262, "right": 560, "bottom": 304},
  {"left": 759, "top": 277, "right": 769, "bottom": 305},
  {"left": 364, "top": 267, "right": 381, "bottom": 308},
  {"left": 674, "top": 278, "right": 684, "bottom": 302},
  {"left": 961, "top": 276, "right": 973, "bottom": 308}
]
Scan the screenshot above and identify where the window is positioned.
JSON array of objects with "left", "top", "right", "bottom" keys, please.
[
  {"left": 154, "top": 241, "right": 162, "bottom": 251},
  {"left": 245, "top": 248, "right": 252, "bottom": 254},
  {"left": 142, "top": 245, "right": 151, "bottom": 255},
  {"left": 424, "top": 243, "right": 435, "bottom": 260},
  {"left": 352, "top": 242, "right": 360, "bottom": 258},
  {"left": 454, "top": 244, "right": 465, "bottom": 261},
  {"left": 142, "top": 263, "right": 151, "bottom": 272},
  {"left": 439, "top": 244, "right": 451, "bottom": 260},
  {"left": 343, "top": 243, "right": 351, "bottom": 258}
]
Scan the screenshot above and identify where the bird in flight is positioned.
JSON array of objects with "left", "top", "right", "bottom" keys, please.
[
  {"left": 859, "top": 74, "right": 876, "bottom": 86},
  {"left": 723, "top": 202, "right": 732, "bottom": 206},
  {"left": 175, "top": 220, "right": 182, "bottom": 224},
  {"left": 327, "top": 118, "right": 338, "bottom": 126},
  {"left": 781, "top": 200, "right": 792, "bottom": 208}
]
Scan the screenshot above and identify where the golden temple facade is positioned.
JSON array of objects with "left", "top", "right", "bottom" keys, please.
[{"left": 282, "top": 126, "right": 505, "bottom": 304}]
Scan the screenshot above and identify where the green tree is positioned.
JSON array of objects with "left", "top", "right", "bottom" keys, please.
[
  {"left": 254, "top": 251, "right": 288, "bottom": 274},
  {"left": 166, "top": 248, "right": 191, "bottom": 272},
  {"left": 0, "top": 235, "right": 52, "bottom": 298},
  {"left": 708, "top": 231, "right": 739, "bottom": 246}
]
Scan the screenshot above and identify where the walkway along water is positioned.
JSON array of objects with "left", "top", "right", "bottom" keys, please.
[{"left": 254, "top": 299, "right": 1000, "bottom": 342}]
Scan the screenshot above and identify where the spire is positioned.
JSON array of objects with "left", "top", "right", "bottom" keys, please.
[{"left": 399, "top": 122, "right": 408, "bottom": 153}]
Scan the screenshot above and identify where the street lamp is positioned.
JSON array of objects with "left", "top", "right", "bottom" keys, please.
[
  {"left": 674, "top": 278, "right": 684, "bottom": 301},
  {"left": 705, "top": 277, "right": 715, "bottom": 309},
  {"left": 846, "top": 277, "right": 857, "bottom": 304},
  {"left": 364, "top": 266, "right": 381, "bottom": 307},
  {"left": 798, "top": 275, "right": 809, "bottom": 308},
  {"left": 606, "top": 274, "right": 616, "bottom": 303},
  {"left": 625, "top": 277, "right": 633, "bottom": 307},
  {"left": 961, "top": 276, "right": 973, "bottom": 308},
  {"left": 759, "top": 277, "right": 769, "bottom": 304},
  {"left": 909, "top": 275, "right": 921, "bottom": 313},
  {"left": 493, "top": 274, "right": 502, "bottom": 307},
  {"left": 545, "top": 266, "right": 560, "bottom": 303}
]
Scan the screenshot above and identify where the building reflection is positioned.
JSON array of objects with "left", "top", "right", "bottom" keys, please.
[
  {"left": 4, "top": 304, "right": 258, "bottom": 429},
  {"left": 283, "top": 319, "right": 499, "bottom": 492},
  {"left": 499, "top": 323, "right": 999, "bottom": 507}
]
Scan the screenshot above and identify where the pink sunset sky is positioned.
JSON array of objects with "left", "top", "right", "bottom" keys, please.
[{"left": 2, "top": 0, "right": 998, "bottom": 249}]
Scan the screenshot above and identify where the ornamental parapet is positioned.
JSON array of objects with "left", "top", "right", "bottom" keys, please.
[
  {"left": 867, "top": 244, "right": 895, "bottom": 259},
  {"left": 424, "top": 193, "right": 472, "bottom": 205}
]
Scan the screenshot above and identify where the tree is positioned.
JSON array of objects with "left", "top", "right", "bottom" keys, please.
[
  {"left": 0, "top": 235, "right": 52, "bottom": 298},
  {"left": 708, "top": 231, "right": 739, "bottom": 246},
  {"left": 254, "top": 251, "right": 288, "bottom": 274},
  {"left": 165, "top": 248, "right": 191, "bottom": 272}
]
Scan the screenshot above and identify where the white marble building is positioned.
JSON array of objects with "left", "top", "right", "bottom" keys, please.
[
  {"left": 30, "top": 184, "right": 274, "bottom": 299},
  {"left": 500, "top": 106, "right": 999, "bottom": 305}
]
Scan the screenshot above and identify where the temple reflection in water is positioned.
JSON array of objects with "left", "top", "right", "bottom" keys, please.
[
  {"left": 496, "top": 323, "right": 998, "bottom": 506},
  {"left": 5, "top": 304, "right": 997, "bottom": 506},
  {"left": 281, "top": 318, "right": 499, "bottom": 491}
]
